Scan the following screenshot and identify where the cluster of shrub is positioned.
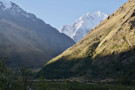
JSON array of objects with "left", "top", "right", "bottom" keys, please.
[{"left": 0, "top": 56, "right": 47, "bottom": 90}]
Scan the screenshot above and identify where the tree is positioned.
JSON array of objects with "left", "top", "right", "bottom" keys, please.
[
  {"left": 38, "top": 77, "right": 47, "bottom": 90},
  {"left": 20, "top": 67, "right": 33, "bottom": 90}
]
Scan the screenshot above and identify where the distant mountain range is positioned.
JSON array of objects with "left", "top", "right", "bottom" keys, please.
[
  {"left": 39, "top": 0, "right": 135, "bottom": 80},
  {"left": 60, "top": 11, "right": 108, "bottom": 42},
  {"left": 0, "top": 0, "right": 75, "bottom": 68}
]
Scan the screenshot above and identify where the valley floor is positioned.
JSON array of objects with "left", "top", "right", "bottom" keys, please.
[{"left": 32, "top": 81, "right": 135, "bottom": 90}]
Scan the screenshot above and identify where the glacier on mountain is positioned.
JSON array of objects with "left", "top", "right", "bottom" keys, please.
[{"left": 60, "top": 11, "right": 108, "bottom": 42}]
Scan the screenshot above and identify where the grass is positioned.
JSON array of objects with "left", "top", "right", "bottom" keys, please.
[{"left": 32, "top": 81, "right": 135, "bottom": 90}]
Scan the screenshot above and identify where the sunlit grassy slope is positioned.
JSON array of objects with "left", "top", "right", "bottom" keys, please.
[{"left": 38, "top": 0, "right": 135, "bottom": 80}]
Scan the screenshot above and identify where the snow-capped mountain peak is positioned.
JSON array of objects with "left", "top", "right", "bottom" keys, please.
[
  {"left": 60, "top": 11, "right": 108, "bottom": 42},
  {"left": 0, "top": 0, "right": 37, "bottom": 21},
  {"left": 0, "top": 0, "right": 11, "bottom": 9}
]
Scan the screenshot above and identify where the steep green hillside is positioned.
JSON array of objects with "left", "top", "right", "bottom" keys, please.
[{"left": 38, "top": 0, "right": 135, "bottom": 80}]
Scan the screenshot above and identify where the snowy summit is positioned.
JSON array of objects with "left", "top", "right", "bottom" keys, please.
[
  {"left": 0, "top": 0, "right": 12, "bottom": 9},
  {"left": 0, "top": 0, "right": 34, "bottom": 19},
  {"left": 60, "top": 11, "right": 108, "bottom": 42}
]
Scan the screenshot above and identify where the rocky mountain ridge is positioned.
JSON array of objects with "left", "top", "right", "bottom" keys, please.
[{"left": 0, "top": 0, "right": 75, "bottom": 68}]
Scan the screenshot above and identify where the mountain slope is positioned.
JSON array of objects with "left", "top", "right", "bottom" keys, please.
[
  {"left": 0, "top": 0, "right": 75, "bottom": 68},
  {"left": 38, "top": 0, "right": 135, "bottom": 80},
  {"left": 60, "top": 11, "right": 108, "bottom": 42}
]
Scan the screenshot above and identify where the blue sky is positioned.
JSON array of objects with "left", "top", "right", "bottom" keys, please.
[{"left": 9, "top": 0, "right": 128, "bottom": 30}]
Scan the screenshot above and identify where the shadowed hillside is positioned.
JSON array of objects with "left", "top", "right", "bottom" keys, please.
[
  {"left": 0, "top": 1, "right": 75, "bottom": 68},
  {"left": 38, "top": 48, "right": 135, "bottom": 80}
]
